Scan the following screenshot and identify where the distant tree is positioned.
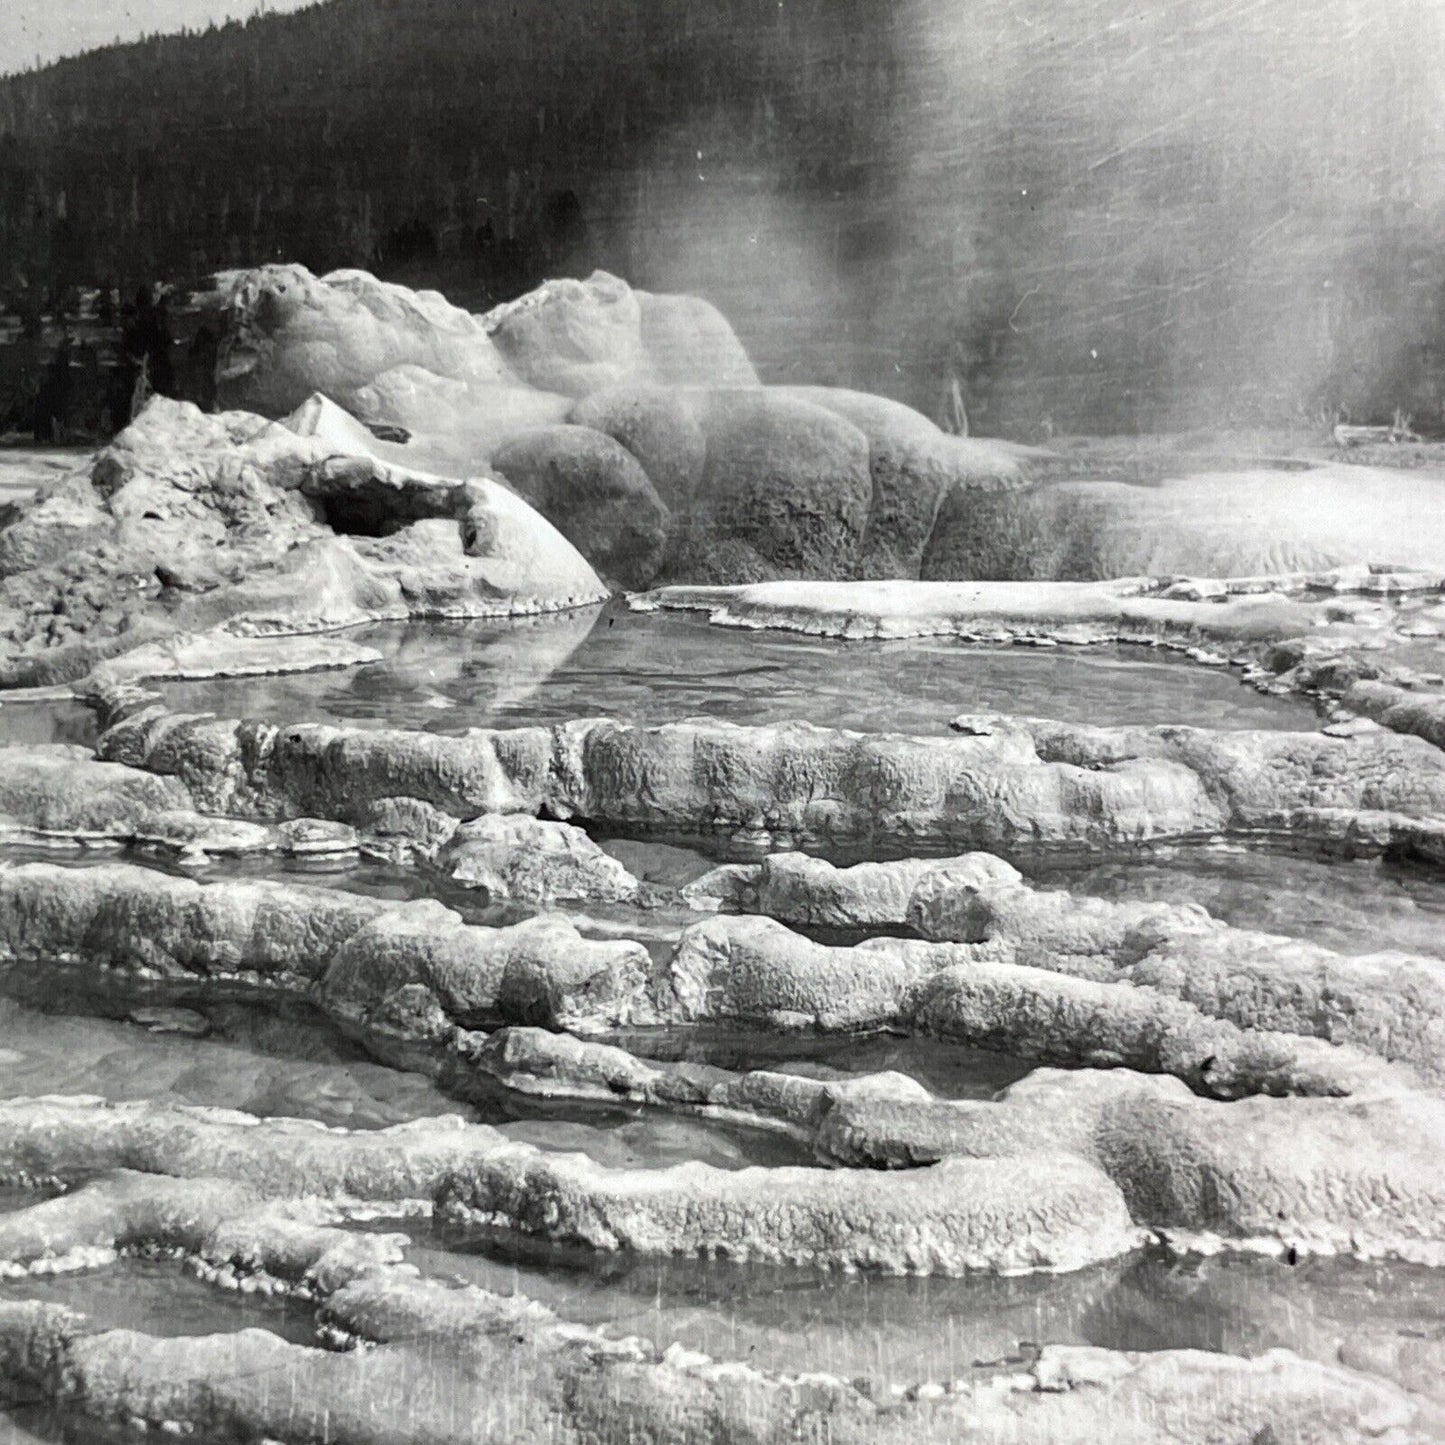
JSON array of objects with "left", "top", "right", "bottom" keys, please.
[{"left": 0, "top": 0, "right": 1442, "bottom": 430}]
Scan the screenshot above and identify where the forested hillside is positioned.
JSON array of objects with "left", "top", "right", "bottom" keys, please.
[{"left": 3, "top": 0, "right": 1443, "bottom": 433}]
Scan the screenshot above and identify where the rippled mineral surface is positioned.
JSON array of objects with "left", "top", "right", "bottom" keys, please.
[{"left": 4, "top": 593, "right": 1445, "bottom": 1444}]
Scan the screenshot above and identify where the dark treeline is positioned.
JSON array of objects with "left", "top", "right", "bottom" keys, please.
[{"left": 3, "top": 0, "right": 1444, "bottom": 435}]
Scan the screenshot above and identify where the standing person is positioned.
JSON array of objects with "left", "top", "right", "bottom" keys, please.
[
  {"left": 32, "top": 335, "right": 73, "bottom": 442},
  {"left": 125, "top": 284, "right": 156, "bottom": 366},
  {"left": 148, "top": 289, "right": 176, "bottom": 397},
  {"left": 188, "top": 324, "right": 219, "bottom": 411},
  {"left": 76, "top": 339, "right": 102, "bottom": 434}
]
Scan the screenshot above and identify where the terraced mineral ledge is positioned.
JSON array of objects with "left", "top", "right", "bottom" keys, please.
[
  {"left": 79, "top": 705, "right": 1445, "bottom": 860},
  {"left": 2, "top": 265, "right": 1445, "bottom": 1443}
]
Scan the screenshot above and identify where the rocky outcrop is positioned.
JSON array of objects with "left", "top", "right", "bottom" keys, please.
[
  {"left": 0, "top": 861, "right": 652, "bottom": 1036},
  {"left": 0, "top": 1096, "right": 504, "bottom": 1202},
  {"left": 3, "top": 857, "right": 1442, "bottom": 1270},
  {"left": 0, "top": 741, "right": 669, "bottom": 892},
  {"left": 0, "top": 745, "right": 191, "bottom": 843},
  {"left": 5, "top": 1048, "right": 1444, "bottom": 1273},
  {"left": 661, "top": 388, "right": 874, "bottom": 581},
  {"left": 0, "top": 1171, "right": 404, "bottom": 1293},
  {"left": 568, "top": 383, "right": 708, "bottom": 504},
  {"left": 777, "top": 386, "right": 1039, "bottom": 578},
  {"left": 640, "top": 575, "right": 1317, "bottom": 646},
  {"left": 0, "top": 1292, "right": 867, "bottom": 1445},
  {"left": 907, "top": 860, "right": 1445, "bottom": 1080},
  {"left": 438, "top": 1145, "right": 1143, "bottom": 1274},
  {"left": 682, "top": 849, "right": 1018, "bottom": 927},
  {"left": 96, "top": 706, "right": 1445, "bottom": 859},
  {"left": 205, "top": 265, "right": 1445, "bottom": 598},
  {"left": 2, "top": 262, "right": 1443, "bottom": 1439},
  {"left": 0, "top": 1092, "right": 1141, "bottom": 1277},
  {"left": 323, "top": 906, "right": 650, "bottom": 1037},
  {"left": 215, "top": 264, "right": 517, "bottom": 417},
  {"left": 1343, "top": 678, "right": 1445, "bottom": 752},
  {"left": 907, "top": 959, "right": 1392, "bottom": 1097},
  {"left": 467, "top": 1024, "right": 851, "bottom": 1144},
  {"left": 0, "top": 394, "right": 606, "bottom": 689},
  {"left": 685, "top": 850, "right": 1445, "bottom": 1081},
  {"left": 463, "top": 1025, "right": 1445, "bottom": 1263},
  {"left": 217, "top": 264, "right": 755, "bottom": 416},
  {"left": 438, "top": 813, "right": 643, "bottom": 904},
  {"left": 209, "top": 265, "right": 1035, "bottom": 589},
  {"left": 0, "top": 742, "right": 355, "bottom": 859},
  {"left": 483, "top": 271, "right": 758, "bottom": 399},
  {"left": 491, "top": 424, "right": 669, "bottom": 588},
  {"left": 11, "top": 272, "right": 1445, "bottom": 693},
  {"left": 662, "top": 914, "right": 1401, "bottom": 1098},
  {"left": 814, "top": 1067, "right": 1445, "bottom": 1265},
  {"left": 7, "top": 837, "right": 1414, "bottom": 1105},
  {"left": 1, "top": 1272, "right": 1419, "bottom": 1445}
]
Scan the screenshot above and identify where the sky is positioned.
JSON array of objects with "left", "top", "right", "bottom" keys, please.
[{"left": 2, "top": 0, "right": 318, "bottom": 73}]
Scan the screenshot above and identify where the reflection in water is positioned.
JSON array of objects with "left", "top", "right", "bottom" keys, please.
[
  {"left": 155, "top": 602, "right": 1318, "bottom": 736},
  {"left": 352, "top": 1218, "right": 1444, "bottom": 1395},
  {"left": 0, "top": 995, "right": 462, "bottom": 1132},
  {"left": 0, "top": 702, "right": 97, "bottom": 750},
  {"left": 1038, "top": 846, "right": 1445, "bottom": 957},
  {"left": 4, "top": 1407, "right": 212, "bottom": 1445},
  {"left": 600, "top": 1025, "right": 1034, "bottom": 1100},
  {"left": 2, "top": 603, "right": 1443, "bottom": 1412},
  {"left": 0, "top": 996, "right": 808, "bottom": 1172},
  {"left": 0, "top": 1185, "right": 61, "bottom": 1216},
  {"left": 0, "top": 1257, "right": 318, "bottom": 1346}
]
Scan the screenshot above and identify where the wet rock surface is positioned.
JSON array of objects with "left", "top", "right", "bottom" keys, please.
[
  {"left": 0, "top": 860, "right": 1441, "bottom": 1271},
  {"left": 690, "top": 850, "right": 1445, "bottom": 1078},
  {"left": 0, "top": 392, "right": 606, "bottom": 690},
  {"left": 89, "top": 705, "right": 1445, "bottom": 859},
  {"left": 0, "top": 1089, "right": 1439, "bottom": 1440},
  {"left": 2, "top": 1284, "right": 1426, "bottom": 1445},
  {"left": 3, "top": 598, "right": 1445, "bottom": 1436},
  {"left": 0, "top": 861, "right": 652, "bottom": 1036},
  {"left": 3, "top": 272, "right": 1445, "bottom": 1442}
]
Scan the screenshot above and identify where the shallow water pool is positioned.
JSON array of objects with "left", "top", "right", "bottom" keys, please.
[
  {"left": 0, "top": 1256, "right": 318, "bottom": 1346},
  {"left": 0, "top": 995, "right": 809, "bottom": 1172},
  {"left": 1035, "top": 844, "right": 1445, "bottom": 957},
  {"left": 365, "top": 1219, "right": 1445, "bottom": 1395},
  {"left": 150, "top": 604, "right": 1316, "bottom": 735},
  {"left": 600, "top": 1026, "right": 1036, "bottom": 1100},
  {"left": 0, "top": 995, "right": 462, "bottom": 1132},
  {"left": 2, "top": 591, "right": 1441, "bottom": 1421}
]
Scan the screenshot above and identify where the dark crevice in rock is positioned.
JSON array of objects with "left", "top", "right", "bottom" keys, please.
[{"left": 311, "top": 489, "right": 428, "bottom": 538}]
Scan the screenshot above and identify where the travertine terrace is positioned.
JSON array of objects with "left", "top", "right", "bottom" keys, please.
[{"left": 2, "top": 268, "right": 1444, "bottom": 1443}]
